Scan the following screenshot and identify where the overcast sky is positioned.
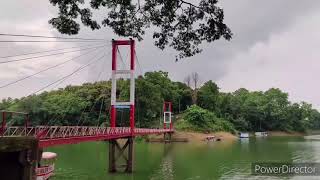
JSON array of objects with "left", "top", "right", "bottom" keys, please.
[{"left": 0, "top": 0, "right": 320, "bottom": 108}]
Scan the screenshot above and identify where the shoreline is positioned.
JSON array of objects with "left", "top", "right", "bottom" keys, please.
[
  {"left": 147, "top": 130, "right": 306, "bottom": 143},
  {"left": 266, "top": 131, "right": 305, "bottom": 137},
  {"left": 147, "top": 131, "right": 238, "bottom": 143},
  {"left": 173, "top": 131, "right": 238, "bottom": 142},
  {"left": 173, "top": 130, "right": 306, "bottom": 141}
]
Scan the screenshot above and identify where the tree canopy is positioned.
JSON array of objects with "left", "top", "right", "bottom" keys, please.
[
  {"left": 1, "top": 71, "right": 320, "bottom": 133},
  {"left": 49, "top": 0, "right": 232, "bottom": 58}
]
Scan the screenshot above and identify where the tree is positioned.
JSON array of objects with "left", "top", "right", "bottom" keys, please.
[
  {"left": 241, "top": 92, "right": 265, "bottom": 131},
  {"left": 135, "top": 76, "right": 162, "bottom": 127},
  {"left": 0, "top": 98, "right": 14, "bottom": 110},
  {"left": 181, "top": 105, "right": 235, "bottom": 133},
  {"left": 262, "top": 88, "right": 289, "bottom": 130},
  {"left": 187, "top": 72, "right": 200, "bottom": 104},
  {"left": 309, "top": 109, "right": 320, "bottom": 130},
  {"left": 173, "top": 81, "right": 193, "bottom": 112},
  {"left": 216, "top": 92, "right": 232, "bottom": 117},
  {"left": 197, "top": 80, "right": 219, "bottom": 112},
  {"left": 144, "top": 71, "right": 168, "bottom": 96},
  {"left": 49, "top": 0, "right": 232, "bottom": 58},
  {"left": 184, "top": 75, "right": 191, "bottom": 87},
  {"left": 191, "top": 72, "right": 200, "bottom": 90},
  {"left": 2, "top": 71, "right": 320, "bottom": 133}
]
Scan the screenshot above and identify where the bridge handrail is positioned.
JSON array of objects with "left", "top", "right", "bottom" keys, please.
[
  {"left": 1, "top": 126, "right": 173, "bottom": 139},
  {"left": 2, "top": 126, "right": 129, "bottom": 138}
]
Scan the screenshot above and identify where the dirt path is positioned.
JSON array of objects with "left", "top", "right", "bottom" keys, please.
[{"left": 148, "top": 131, "right": 238, "bottom": 143}]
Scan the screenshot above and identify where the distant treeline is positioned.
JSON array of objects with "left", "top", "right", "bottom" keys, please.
[{"left": 1, "top": 71, "right": 319, "bottom": 132}]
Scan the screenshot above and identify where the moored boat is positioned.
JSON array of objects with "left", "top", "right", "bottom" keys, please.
[
  {"left": 36, "top": 152, "right": 57, "bottom": 180},
  {"left": 239, "top": 132, "right": 249, "bottom": 138},
  {"left": 255, "top": 131, "right": 268, "bottom": 137}
]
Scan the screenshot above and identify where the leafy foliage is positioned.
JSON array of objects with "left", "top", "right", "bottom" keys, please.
[
  {"left": 197, "top": 80, "right": 219, "bottom": 111},
  {"left": 177, "top": 105, "right": 235, "bottom": 133},
  {"left": 1, "top": 72, "right": 193, "bottom": 128},
  {"left": 1, "top": 71, "right": 320, "bottom": 133},
  {"left": 48, "top": 0, "right": 232, "bottom": 58}
]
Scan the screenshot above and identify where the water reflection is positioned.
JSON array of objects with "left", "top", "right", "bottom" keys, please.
[
  {"left": 150, "top": 144, "right": 174, "bottom": 180},
  {"left": 150, "top": 155, "right": 174, "bottom": 180},
  {"left": 239, "top": 138, "right": 250, "bottom": 151},
  {"left": 49, "top": 137, "right": 320, "bottom": 180}
]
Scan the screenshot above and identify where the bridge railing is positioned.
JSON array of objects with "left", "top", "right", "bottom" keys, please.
[
  {"left": 134, "top": 128, "right": 173, "bottom": 134},
  {"left": 1, "top": 126, "right": 132, "bottom": 139},
  {"left": 1, "top": 126, "right": 173, "bottom": 139}
]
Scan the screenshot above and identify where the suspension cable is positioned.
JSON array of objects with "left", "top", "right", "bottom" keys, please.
[
  {"left": 0, "top": 33, "right": 106, "bottom": 41},
  {"left": 76, "top": 51, "right": 111, "bottom": 126},
  {"left": 0, "top": 40, "right": 105, "bottom": 43},
  {"left": 96, "top": 60, "right": 109, "bottom": 127},
  {"left": 4, "top": 49, "right": 108, "bottom": 126},
  {"left": 0, "top": 47, "right": 104, "bottom": 89},
  {"left": 47, "top": 50, "right": 108, "bottom": 127},
  {"left": 35, "top": 51, "right": 108, "bottom": 126},
  {"left": 97, "top": 98, "right": 104, "bottom": 127},
  {"left": 0, "top": 45, "right": 106, "bottom": 64},
  {"left": 135, "top": 50, "right": 144, "bottom": 75},
  {"left": 0, "top": 43, "right": 107, "bottom": 59},
  {"left": 32, "top": 53, "right": 107, "bottom": 95},
  {"left": 95, "top": 53, "right": 109, "bottom": 83},
  {"left": 117, "top": 47, "right": 127, "bottom": 69},
  {"left": 95, "top": 55, "right": 110, "bottom": 127}
]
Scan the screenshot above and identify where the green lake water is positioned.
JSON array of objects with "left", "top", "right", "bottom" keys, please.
[{"left": 48, "top": 136, "right": 320, "bottom": 180}]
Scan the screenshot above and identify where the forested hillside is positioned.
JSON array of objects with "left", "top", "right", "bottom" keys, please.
[{"left": 1, "top": 71, "right": 320, "bottom": 132}]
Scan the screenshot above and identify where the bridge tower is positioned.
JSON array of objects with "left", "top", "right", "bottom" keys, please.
[
  {"left": 163, "top": 101, "right": 173, "bottom": 129},
  {"left": 109, "top": 39, "right": 135, "bottom": 173},
  {"left": 163, "top": 102, "right": 173, "bottom": 142}
]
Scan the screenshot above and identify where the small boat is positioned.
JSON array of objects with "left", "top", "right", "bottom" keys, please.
[
  {"left": 36, "top": 152, "right": 57, "bottom": 180},
  {"left": 239, "top": 132, "right": 249, "bottom": 138},
  {"left": 255, "top": 132, "right": 268, "bottom": 137},
  {"left": 204, "top": 135, "right": 222, "bottom": 142},
  {"left": 204, "top": 135, "right": 216, "bottom": 142}
]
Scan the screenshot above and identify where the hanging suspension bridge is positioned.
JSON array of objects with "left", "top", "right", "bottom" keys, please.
[{"left": 0, "top": 34, "right": 174, "bottom": 173}]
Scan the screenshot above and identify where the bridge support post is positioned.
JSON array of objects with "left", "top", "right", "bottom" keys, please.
[
  {"left": 108, "top": 137, "right": 134, "bottom": 173},
  {"left": 127, "top": 137, "right": 134, "bottom": 173},
  {"left": 1, "top": 111, "right": 6, "bottom": 135},
  {"left": 164, "top": 132, "right": 172, "bottom": 143},
  {"left": 108, "top": 140, "right": 116, "bottom": 172}
]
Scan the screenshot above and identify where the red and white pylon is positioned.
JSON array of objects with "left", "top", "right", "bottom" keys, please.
[
  {"left": 110, "top": 39, "right": 135, "bottom": 134},
  {"left": 163, "top": 101, "right": 173, "bottom": 129}
]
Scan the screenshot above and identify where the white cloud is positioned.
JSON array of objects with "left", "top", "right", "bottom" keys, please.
[
  {"left": 1, "top": 0, "right": 320, "bottom": 110},
  {"left": 0, "top": 0, "right": 96, "bottom": 98},
  {"left": 218, "top": 11, "right": 320, "bottom": 108}
]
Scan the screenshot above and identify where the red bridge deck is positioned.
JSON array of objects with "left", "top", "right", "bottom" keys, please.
[{"left": 1, "top": 126, "right": 174, "bottom": 147}]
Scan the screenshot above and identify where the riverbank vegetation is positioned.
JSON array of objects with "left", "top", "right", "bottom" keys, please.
[{"left": 1, "top": 71, "right": 319, "bottom": 133}]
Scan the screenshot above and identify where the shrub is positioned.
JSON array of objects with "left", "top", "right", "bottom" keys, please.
[
  {"left": 211, "top": 118, "right": 235, "bottom": 133},
  {"left": 182, "top": 105, "right": 235, "bottom": 133},
  {"left": 184, "top": 105, "right": 214, "bottom": 128}
]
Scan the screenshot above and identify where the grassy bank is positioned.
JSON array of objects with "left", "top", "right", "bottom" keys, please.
[{"left": 173, "top": 131, "right": 237, "bottom": 142}]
